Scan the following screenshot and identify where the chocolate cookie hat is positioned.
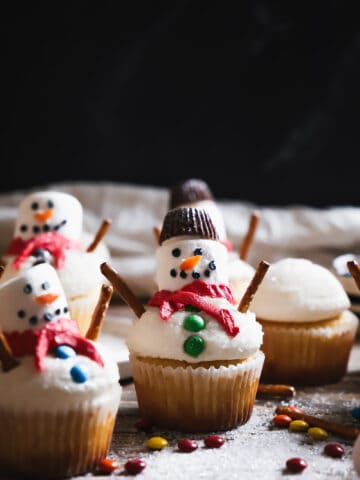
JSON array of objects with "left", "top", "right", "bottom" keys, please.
[
  {"left": 159, "top": 207, "right": 219, "bottom": 245},
  {"left": 169, "top": 179, "right": 214, "bottom": 210}
]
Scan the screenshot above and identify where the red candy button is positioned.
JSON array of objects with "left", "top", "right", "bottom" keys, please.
[
  {"left": 178, "top": 439, "right": 199, "bottom": 452},
  {"left": 324, "top": 443, "right": 345, "bottom": 458},
  {"left": 98, "top": 458, "right": 120, "bottom": 473},
  {"left": 125, "top": 459, "right": 147, "bottom": 475},
  {"left": 273, "top": 414, "right": 292, "bottom": 427},
  {"left": 286, "top": 457, "right": 308, "bottom": 473},
  {"left": 204, "top": 435, "right": 225, "bottom": 448}
]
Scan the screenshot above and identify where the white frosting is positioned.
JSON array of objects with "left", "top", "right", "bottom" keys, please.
[
  {"left": 14, "top": 191, "right": 82, "bottom": 241},
  {"left": 251, "top": 258, "right": 351, "bottom": 322},
  {"left": 127, "top": 298, "right": 263, "bottom": 362},
  {"left": 155, "top": 236, "right": 229, "bottom": 291},
  {"left": 227, "top": 251, "right": 255, "bottom": 283},
  {"left": 0, "top": 263, "right": 70, "bottom": 332},
  {"left": 332, "top": 253, "right": 360, "bottom": 297},
  {"left": 0, "top": 343, "right": 121, "bottom": 413},
  {"left": 352, "top": 434, "right": 360, "bottom": 475}
]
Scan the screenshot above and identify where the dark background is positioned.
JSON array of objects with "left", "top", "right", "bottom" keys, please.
[{"left": 1, "top": 1, "right": 359, "bottom": 206}]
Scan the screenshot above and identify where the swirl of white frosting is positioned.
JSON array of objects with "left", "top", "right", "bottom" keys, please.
[
  {"left": 126, "top": 298, "right": 263, "bottom": 362},
  {"left": 0, "top": 343, "right": 121, "bottom": 412},
  {"left": 227, "top": 251, "right": 255, "bottom": 283},
  {"left": 251, "top": 258, "right": 350, "bottom": 322}
]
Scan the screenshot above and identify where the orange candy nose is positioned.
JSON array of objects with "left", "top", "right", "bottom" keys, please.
[
  {"left": 34, "top": 293, "right": 59, "bottom": 305},
  {"left": 180, "top": 255, "right": 201, "bottom": 271},
  {"left": 34, "top": 209, "right": 53, "bottom": 223}
]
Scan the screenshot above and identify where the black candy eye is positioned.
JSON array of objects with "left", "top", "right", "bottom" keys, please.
[
  {"left": 43, "top": 224, "right": 50, "bottom": 232},
  {"left": 42, "top": 281, "right": 50, "bottom": 290},
  {"left": 23, "top": 284, "right": 32, "bottom": 294},
  {"left": 17, "top": 310, "right": 26, "bottom": 318},
  {"left": 44, "top": 313, "right": 53, "bottom": 322},
  {"left": 209, "top": 261, "right": 216, "bottom": 271},
  {"left": 47, "top": 200, "right": 54, "bottom": 208},
  {"left": 194, "top": 248, "right": 203, "bottom": 255},
  {"left": 180, "top": 271, "right": 187, "bottom": 279},
  {"left": 172, "top": 248, "right": 181, "bottom": 257},
  {"left": 31, "top": 202, "right": 39, "bottom": 211},
  {"left": 192, "top": 272, "right": 200, "bottom": 279},
  {"left": 33, "top": 226, "right": 40, "bottom": 234},
  {"left": 29, "top": 316, "right": 38, "bottom": 325},
  {"left": 204, "top": 270, "right": 211, "bottom": 277},
  {"left": 63, "top": 307, "right": 69, "bottom": 313},
  {"left": 20, "top": 224, "right": 28, "bottom": 232},
  {"left": 55, "top": 309, "right": 61, "bottom": 315},
  {"left": 170, "top": 269, "right": 177, "bottom": 278}
]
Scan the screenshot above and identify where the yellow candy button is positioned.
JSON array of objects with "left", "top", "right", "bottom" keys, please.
[
  {"left": 308, "top": 427, "right": 328, "bottom": 440},
  {"left": 289, "top": 420, "right": 309, "bottom": 432},
  {"left": 146, "top": 436, "right": 168, "bottom": 450}
]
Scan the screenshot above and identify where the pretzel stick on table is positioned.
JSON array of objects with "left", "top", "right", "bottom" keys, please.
[
  {"left": 101, "top": 262, "right": 145, "bottom": 319},
  {"left": 238, "top": 260, "right": 270, "bottom": 313},
  {"left": 239, "top": 210, "right": 260, "bottom": 261},
  {"left": 86, "top": 284, "right": 114, "bottom": 341},
  {"left": 347, "top": 260, "right": 360, "bottom": 290},
  {"left": 87, "top": 219, "right": 112, "bottom": 253},
  {"left": 276, "top": 406, "right": 360, "bottom": 440},
  {"left": 257, "top": 384, "right": 296, "bottom": 398}
]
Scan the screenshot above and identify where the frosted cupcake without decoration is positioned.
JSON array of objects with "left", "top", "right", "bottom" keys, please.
[
  {"left": 251, "top": 258, "right": 358, "bottom": 385},
  {"left": 0, "top": 263, "right": 121, "bottom": 478},
  {"left": 0, "top": 191, "right": 110, "bottom": 335}
]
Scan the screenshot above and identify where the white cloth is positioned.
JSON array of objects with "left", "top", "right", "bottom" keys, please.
[{"left": 1, "top": 181, "right": 360, "bottom": 297}]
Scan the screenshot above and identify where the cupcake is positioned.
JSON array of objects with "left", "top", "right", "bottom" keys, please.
[
  {"left": 250, "top": 258, "right": 358, "bottom": 386},
  {"left": 332, "top": 253, "right": 360, "bottom": 316},
  {"left": 0, "top": 190, "right": 111, "bottom": 335},
  {"left": 0, "top": 263, "right": 121, "bottom": 478},
  {"left": 122, "top": 207, "right": 264, "bottom": 432},
  {"left": 167, "top": 178, "right": 259, "bottom": 301}
]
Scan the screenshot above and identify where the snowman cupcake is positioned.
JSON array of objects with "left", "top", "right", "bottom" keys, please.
[
  {"left": 168, "top": 178, "right": 257, "bottom": 301},
  {"left": 0, "top": 191, "right": 110, "bottom": 335},
  {"left": 251, "top": 258, "right": 358, "bottom": 386},
  {"left": 0, "top": 263, "right": 121, "bottom": 479},
  {"left": 126, "top": 207, "right": 264, "bottom": 432}
]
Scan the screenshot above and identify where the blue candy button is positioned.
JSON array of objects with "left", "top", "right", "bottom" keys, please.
[
  {"left": 55, "top": 345, "right": 76, "bottom": 359},
  {"left": 70, "top": 365, "right": 88, "bottom": 383}
]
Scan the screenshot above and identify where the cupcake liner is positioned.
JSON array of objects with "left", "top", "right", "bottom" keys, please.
[
  {"left": 130, "top": 350, "right": 264, "bottom": 432},
  {"left": 259, "top": 311, "right": 358, "bottom": 386},
  {"left": 0, "top": 395, "right": 119, "bottom": 479},
  {"left": 68, "top": 288, "right": 102, "bottom": 336}
]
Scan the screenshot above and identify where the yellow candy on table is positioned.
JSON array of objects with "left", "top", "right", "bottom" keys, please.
[
  {"left": 289, "top": 420, "right": 309, "bottom": 432},
  {"left": 308, "top": 427, "right": 328, "bottom": 440},
  {"left": 146, "top": 436, "right": 169, "bottom": 450}
]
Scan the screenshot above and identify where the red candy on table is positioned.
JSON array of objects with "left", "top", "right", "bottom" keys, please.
[
  {"left": 204, "top": 435, "right": 225, "bottom": 448},
  {"left": 287, "top": 406, "right": 304, "bottom": 415},
  {"left": 286, "top": 457, "right": 308, "bottom": 473},
  {"left": 178, "top": 439, "right": 199, "bottom": 452},
  {"left": 273, "top": 414, "right": 293, "bottom": 427},
  {"left": 124, "top": 459, "right": 147, "bottom": 475},
  {"left": 324, "top": 443, "right": 345, "bottom": 458},
  {"left": 97, "top": 458, "right": 120, "bottom": 473}
]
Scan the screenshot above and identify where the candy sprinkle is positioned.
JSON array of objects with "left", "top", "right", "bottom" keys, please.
[
  {"left": 204, "top": 435, "right": 224, "bottom": 448},
  {"left": 147, "top": 436, "right": 168, "bottom": 450},
  {"left": 286, "top": 457, "right": 308, "bottom": 473},
  {"left": 273, "top": 414, "right": 292, "bottom": 428},
  {"left": 70, "top": 365, "right": 88, "bottom": 383},
  {"left": 289, "top": 420, "right": 309, "bottom": 432},
  {"left": 308, "top": 427, "right": 328, "bottom": 441},
  {"left": 124, "top": 459, "right": 146, "bottom": 475},
  {"left": 324, "top": 443, "right": 345, "bottom": 458},
  {"left": 178, "top": 439, "right": 199, "bottom": 453},
  {"left": 55, "top": 345, "right": 76, "bottom": 359},
  {"left": 98, "top": 458, "right": 120, "bottom": 473}
]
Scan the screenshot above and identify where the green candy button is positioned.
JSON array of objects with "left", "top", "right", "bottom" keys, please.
[
  {"left": 183, "top": 335, "right": 205, "bottom": 357},
  {"left": 183, "top": 314, "right": 205, "bottom": 332},
  {"left": 185, "top": 305, "right": 201, "bottom": 312}
]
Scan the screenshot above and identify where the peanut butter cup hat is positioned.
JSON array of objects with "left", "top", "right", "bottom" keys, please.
[
  {"left": 159, "top": 207, "right": 219, "bottom": 244},
  {"left": 169, "top": 179, "right": 214, "bottom": 210}
]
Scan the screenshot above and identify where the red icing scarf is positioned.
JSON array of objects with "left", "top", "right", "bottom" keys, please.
[
  {"left": 4, "top": 318, "right": 104, "bottom": 371},
  {"left": 148, "top": 280, "right": 239, "bottom": 337},
  {"left": 6, "top": 232, "right": 82, "bottom": 269}
]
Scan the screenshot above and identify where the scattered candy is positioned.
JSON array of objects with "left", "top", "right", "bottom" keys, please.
[
  {"left": 204, "top": 435, "right": 225, "bottom": 448},
  {"left": 97, "top": 457, "right": 120, "bottom": 473},
  {"left": 287, "top": 406, "right": 304, "bottom": 415},
  {"left": 351, "top": 408, "right": 360, "bottom": 420},
  {"left": 147, "top": 436, "right": 168, "bottom": 450},
  {"left": 135, "top": 418, "right": 153, "bottom": 432},
  {"left": 124, "top": 459, "right": 146, "bottom": 475},
  {"left": 70, "top": 365, "right": 88, "bottom": 383},
  {"left": 324, "top": 443, "right": 345, "bottom": 458},
  {"left": 178, "top": 439, "right": 199, "bottom": 453},
  {"left": 183, "top": 335, "right": 205, "bottom": 357},
  {"left": 273, "top": 414, "right": 292, "bottom": 428},
  {"left": 55, "top": 345, "right": 76, "bottom": 359},
  {"left": 308, "top": 427, "right": 328, "bottom": 441},
  {"left": 289, "top": 420, "right": 309, "bottom": 432},
  {"left": 286, "top": 457, "right": 308, "bottom": 473},
  {"left": 183, "top": 314, "right": 205, "bottom": 332}
]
